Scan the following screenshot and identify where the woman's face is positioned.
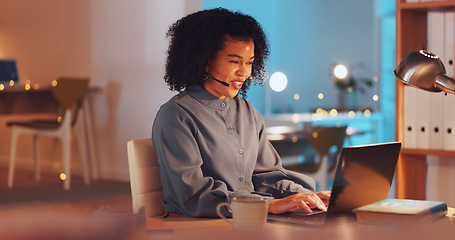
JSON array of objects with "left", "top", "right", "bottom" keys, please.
[{"left": 203, "top": 39, "right": 255, "bottom": 99}]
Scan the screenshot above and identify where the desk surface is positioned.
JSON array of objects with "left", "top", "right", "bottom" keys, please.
[
  {"left": 0, "top": 204, "right": 452, "bottom": 240},
  {"left": 151, "top": 208, "right": 455, "bottom": 240},
  {"left": 0, "top": 85, "right": 100, "bottom": 114}
]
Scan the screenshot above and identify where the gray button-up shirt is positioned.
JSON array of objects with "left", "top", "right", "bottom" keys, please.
[{"left": 152, "top": 85, "right": 315, "bottom": 217}]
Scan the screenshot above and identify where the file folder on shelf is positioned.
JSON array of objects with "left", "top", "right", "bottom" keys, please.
[
  {"left": 443, "top": 11, "right": 454, "bottom": 76},
  {"left": 443, "top": 11, "right": 455, "bottom": 151},
  {"left": 429, "top": 92, "right": 444, "bottom": 150},
  {"left": 415, "top": 90, "right": 431, "bottom": 149},
  {"left": 403, "top": 85, "right": 417, "bottom": 149},
  {"left": 443, "top": 94, "right": 455, "bottom": 150},
  {"left": 427, "top": 11, "right": 445, "bottom": 150}
]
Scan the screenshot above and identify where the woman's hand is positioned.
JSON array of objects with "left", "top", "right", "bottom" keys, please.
[
  {"left": 316, "top": 190, "right": 331, "bottom": 206},
  {"left": 268, "top": 191, "right": 331, "bottom": 214}
]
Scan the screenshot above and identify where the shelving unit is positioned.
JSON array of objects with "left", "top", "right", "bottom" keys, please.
[{"left": 395, "top": 0, "right": 455, "bottom": 199}]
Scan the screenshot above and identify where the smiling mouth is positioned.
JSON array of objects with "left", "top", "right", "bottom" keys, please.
[{"left": 231, "top": 81, "right": 244, "bottom": 89}]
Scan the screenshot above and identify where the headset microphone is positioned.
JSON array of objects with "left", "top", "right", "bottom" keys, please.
[{"left": 205, "top": 71, "right": 230, "bottom": 87}]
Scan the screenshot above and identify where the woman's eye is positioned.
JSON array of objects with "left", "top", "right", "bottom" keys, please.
[
  {"left": 230, "top": 61, "right": 239, "bottom": 64},
  {"left": 247, "top": 61, "right": 253, "bottom": 65}
]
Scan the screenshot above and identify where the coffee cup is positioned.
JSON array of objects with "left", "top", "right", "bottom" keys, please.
[{"left": 216, "top": 197, "right": 269, "bottom": 230}]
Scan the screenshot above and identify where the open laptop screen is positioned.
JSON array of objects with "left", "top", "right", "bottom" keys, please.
[
  {"left": 327, "top": 141, "right": 402, "bottom": 215},
  {"left": 0, "top": 59, "right": 19, "bottom": 83}
]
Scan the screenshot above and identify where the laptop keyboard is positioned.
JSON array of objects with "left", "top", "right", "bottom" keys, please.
[
  {"left": 300, "top": 211, "right": 327, "bottom": 223},
  {"left": 268, "top": 210, "right": 327, "bottom": 226}
]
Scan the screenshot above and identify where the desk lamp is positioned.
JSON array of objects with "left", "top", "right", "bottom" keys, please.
[{"left": 394, "top": 50, "right": 455, "bottom": 94}]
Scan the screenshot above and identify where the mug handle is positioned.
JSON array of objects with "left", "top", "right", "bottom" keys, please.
[{"left": 216, "top": 202, "right": 233, "bottom": 225}]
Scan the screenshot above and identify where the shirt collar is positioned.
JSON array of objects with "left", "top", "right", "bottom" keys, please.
[{"left": 186, "top": 85, "right": 234, "bottom": 110}]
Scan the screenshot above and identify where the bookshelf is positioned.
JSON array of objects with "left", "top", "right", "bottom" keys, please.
[{"left": 395, "top": 0, "right": 455, "bottom": 200}]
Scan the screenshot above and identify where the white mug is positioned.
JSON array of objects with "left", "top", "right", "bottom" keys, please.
[{"left": 216, "top": 197, "right": 269, "bottom": 230}]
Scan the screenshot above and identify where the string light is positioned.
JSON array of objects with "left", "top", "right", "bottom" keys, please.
[
  {"left": 373, "top": 95, "right": 379, "bottom": 101},
  {"left": 292, "top": 113, "right": 300, "bottom": 124},
  {"left": 60, "top": 173, "right": 67, "bottom": 181}
]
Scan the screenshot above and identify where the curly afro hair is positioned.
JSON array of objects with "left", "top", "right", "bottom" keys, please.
[{"left": 164, "top": 8, "right": 270, "bottom": 97}]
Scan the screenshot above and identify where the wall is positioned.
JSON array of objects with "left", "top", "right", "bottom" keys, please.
[
  {"left": 89, "top": 0, "right": 188, "bottom": 180},
  {"left": 0, "top": 0, "right": 91, "bottom": 83},
  {"left": 0, "top": 0, "right": 202, "bottom": 181}
]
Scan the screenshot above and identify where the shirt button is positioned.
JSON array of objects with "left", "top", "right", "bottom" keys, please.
[
  {"left": 239, "top": 177, "right": 244, "bottom": 182},
  {"left": 229, "top": 127, "right": 234, "bottom": 131},
  {"left": 239, "top": 150, "right": 244, "bottom": 155},
  {"left": 221, "top": 102, "right": 226, "bottom": 107}
]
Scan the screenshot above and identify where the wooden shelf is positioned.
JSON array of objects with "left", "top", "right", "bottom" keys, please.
[
  {"left": 401, "top": 148, "right": 455, "bottom": 156},
  {"left": 395, "top": 0, "right": 455, "bottom": 200},
  {"left": 398, "top": 1, "right": 455, "bottom": 10}
]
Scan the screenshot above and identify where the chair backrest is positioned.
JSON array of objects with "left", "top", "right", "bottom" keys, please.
[
  {"left": 52, "top": 77, "right": 89, "bottom": 126},
  {"left": 309, "top": 125, "right": 347, "bottom": 173},
  {"left": 127, "top": 138, "right": 165, "bottom": 217},
  {"left": 309, "top": 126, "right": 347, "bottom": 157}
]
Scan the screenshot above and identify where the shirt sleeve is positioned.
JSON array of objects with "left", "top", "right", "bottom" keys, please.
[
  {"left": 152, "top": 102, "right": 267, "bottom": 217},
  {"left": 251, "top": 105, "right": 316, "bottom": 197}
]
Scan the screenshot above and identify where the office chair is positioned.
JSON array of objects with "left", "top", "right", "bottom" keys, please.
[
  {"left": 285, "top": 126, "right": 347, "bottom": 191},
  {"left": 7, "top": 77, "right": 91, "bottom": 191},
  {"left": 127, "top": 138, "right": 165, "bottom": 217}
]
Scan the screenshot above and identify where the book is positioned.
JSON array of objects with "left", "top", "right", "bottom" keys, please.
[{"left": 353, "top": 199, "right": 448, "bottom": 224}]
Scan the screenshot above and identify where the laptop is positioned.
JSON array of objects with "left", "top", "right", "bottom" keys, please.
[
  {"left": 0, "top": 59, "right": 20, "bottom": 83},
  {"left": 268, "top": 141, "right": 402, "bottom": 226}
]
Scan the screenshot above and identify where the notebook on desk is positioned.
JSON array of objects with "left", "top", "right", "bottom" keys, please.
[{"left": 268, "top": 141, "right": 402, "bottom": 226}]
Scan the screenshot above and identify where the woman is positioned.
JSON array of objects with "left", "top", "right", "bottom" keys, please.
[{"left": 152, "top": 8, "right": 330, "bottom": 217}]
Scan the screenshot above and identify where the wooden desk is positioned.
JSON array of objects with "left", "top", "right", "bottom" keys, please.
[
  {"left": 0, "top": 85, "right": 99, "bottom": 114},
  {"left": 150, "top": 208, "right": 455, "bottom": 240},
  {"left": 0, "top": 87, "right": 59, "bottom": 114}
]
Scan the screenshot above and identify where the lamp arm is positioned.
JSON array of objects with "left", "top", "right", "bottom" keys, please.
[{"left": 435, "top": 74, "right": 455, "bottom": 94}]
